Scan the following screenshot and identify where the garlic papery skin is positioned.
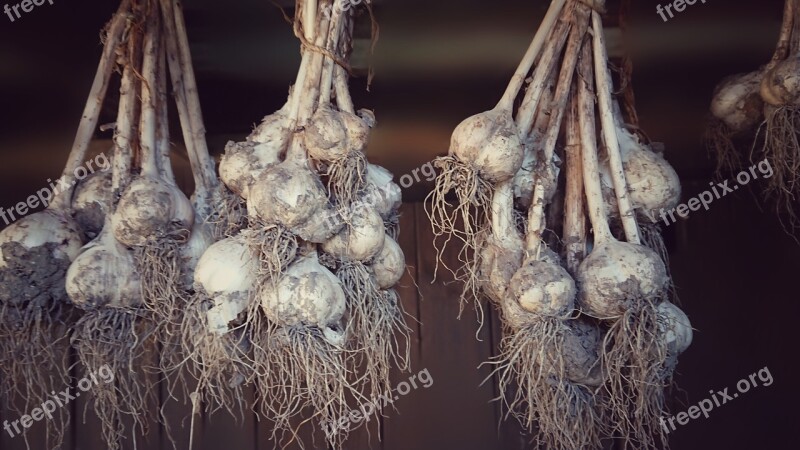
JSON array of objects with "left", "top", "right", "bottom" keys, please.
[
  {"left": 0, "top": 210, "right": 84, "bottom": 270},
  {"left": 616, "top": 128, "right": 681, "bottom": 214},
  {"left": 72, "top": 169, "right": 113, "bottom": 239},
  {"left": 711, "top": 71, "right": 764, "bottom": 132},
  {"left": 577, "top": 241, "right": 668, "bottom": 319},
  {"left": 260, "top": 252, "right": 346, "bottom": 331},
  {"left": 180, "top": 221, "right": 215, "bottom": 290},
  {"left": 372, "top": 235, "right": 405, "bottom": 289},
  {"left": 449, "top": 109, "right": 524, "bottom": 183},
  {"left": 247, "top": 158, "right": 329, "bottom": 231},
  {"left": 657, "top": 302, "right": 693, "bottom": 356},
  {"left": 194, "top": 235, "right": 258, "bottom": 335},
  {"left": 304, "top": 106, "right": 370, "bottom": 161},
  {"left": 363, "top": 164, "right": 402, "bottom": 218},
  {"left": 66, "top": 230, "right": 142, "bottom": 310},
  {"left": 321, "top": 206, "right": 386, "bottom": 262},
  {"left": 111, "top": 176, "right": 195, "bottom": 247},
  {"left": 507, "top": 260, "right": 576, "bottom": 318}
]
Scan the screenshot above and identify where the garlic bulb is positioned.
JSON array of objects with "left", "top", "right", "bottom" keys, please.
[
  {"left": 111, "top": 176, "right": 195, "bottom": 247},
  {"left": 0, "top": 210, "right": 83, "bottom": 269},
  {"left": 322, "top": 206, "right": 386, "bottom": 262},
  {"left": 577, "top": 241, "right": 668, "bottom": 319},
  {"left": 194, "top": 235, "right": 258, "bottom": 335},
  {"left": 560, "top": 319, "right": 604, "bottom": 387},
  {"left": 180, "top": 222, "right": 215, "bottom": 290},
  {"left": 66, "top": 230, "right": 142, "bottom": 310},
  {"left": 72, "top": 169, "right": 113, "bottom": 238},
  {"left": 247, "top": 158, "right": 329, "bottom": 231},
  {"left": 0, "top": 210, "right": 84, "bottom": 306},
  {"left": 616, "top": 129, "right": 681, "bottom": 214},
  {"left": 304, "top": 106, "right": 370, "bottom": 161},
  {"left": 657, "top": 302, "right": 693, "bottom": 356},
  {"left": 260, "top": 252, "right": 346, "bottom": 335},
  {"left": 372, "top": 235, "right": 405, "bottom": 289},
  {"left": 761, "top": 57, "right": 800, "bottom": 106},
  {"left": 710, "top": 71, "right": 764, "bottom": 132},
  {"left": 293, "top": 203, "right": 345, "bottom": 244},
  {"left": 220, "top": 104, "right": 292, "bottom": 199},
  {"left": 479, "top": 234, "right": 524, "bottom": 304},
  {"left": 507, "top": 260, "right": 576, "bottom": 317},
  {"left": 449, "top": 109, "right": 524, "bottom": 183}
]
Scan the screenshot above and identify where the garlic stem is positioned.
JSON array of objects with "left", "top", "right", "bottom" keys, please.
[
  {"left": 156, "top": 31, "right": 177, "bottom": 184},
  {"left": 515, "top": 7, "right": 573, "bottom": 138},
  {"left": 564, "top": 93, "right": 586, "bottom": 273},
  {"left": 334, "top": 63, "right": 355, "bottom": 114},
  {"left": 490, "top": 181, "right": 516, "bottom": 240},
  {"left": 169, "top": 0, "right": 218, "bottom": 194},
  {"left": 771, "top": 0, "right": 794, "bottom": 65},
  {"left": 591, "top": 11, "right": 640, "bottom": 245},
  {"left": 577, "top": 39, "right": 612, "bottom": 245},
  {"left": 139, "top": 2, "right": 161, "bottom": 179},
  {"left": 529, "top": 70, "right": 556, "bottom": 140},
  {"left": 52, "top": 1, "right": 130, "bottom": 211},
  {"left": 524, "top": 7, "right": 589, "bottom": 255},
  {"left": 497, "top": 0, "right": 567, "bottom": 112},
  {"left": 319, "top": 4, "right": 344, "bottom": 106},
  {"left": 112, "top": 39, "right": 137, "bottom": 197},
  {"left": 304, "top": 0, "right": 319, "bottom": 42},
  {"left": 334, "top": 13, "right": 355, "bottom": 113},
  {"left": 288, "top": 48, "right": 315, "bottom": 122},
  {"left": 297, "top": 12, "right": 331, "bottom": 124},
  {"left": 162, "top": 0, "right": 202, "bottom": 193},
  {"left": 288, "top": 2, "right": 325, "bottom": 123}
]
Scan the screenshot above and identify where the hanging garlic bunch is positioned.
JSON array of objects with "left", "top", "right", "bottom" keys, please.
[
  {"left": 213, "top": 1, "right": 407, "bottom": 446},
  {"left": 707, "top": 0, "right": 800, "bottom": 220},
  {"left": 0, "top": 3, "right": 132, "bottom": 448},
  {"left": 66, "top": 2, "right": 157, "bottom": 448},
  {"left": 432, "top": 1, "right": 692, "bottom": 449},
  {"left": 66, "top": 0, "right": 246, "bottom": 445},
  {"left": 153, "top": 0, "right": 244, "bottom": 405}
]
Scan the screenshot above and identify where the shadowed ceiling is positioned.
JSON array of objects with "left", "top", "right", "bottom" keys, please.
[{"left": 0, "top": 0, "right": 787, "bottom": 202}]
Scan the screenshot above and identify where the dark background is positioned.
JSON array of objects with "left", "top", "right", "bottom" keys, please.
[{"left": 1, "top": 1, "right": 799, "bottom": 449}]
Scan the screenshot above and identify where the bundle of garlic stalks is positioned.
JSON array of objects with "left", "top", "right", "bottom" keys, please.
[
  {"left": 0, "top": 3, "right": 136, "bottom": 448},
  {"left": 429, "top": 0, "right": 692, "bottom": 448},
  {"left": 62, "top": 0, "right": 243, "bottom": 448},
  {"left": 708, "top": 0, "right": 800, "bottom": 222},
  {"left": 216, "top": 0, "right": 407, "bottom": 446}
]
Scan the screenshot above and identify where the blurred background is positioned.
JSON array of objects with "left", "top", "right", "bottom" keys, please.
[{"left": 1, "top": 1, "right": 799, "bottom": 449}]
